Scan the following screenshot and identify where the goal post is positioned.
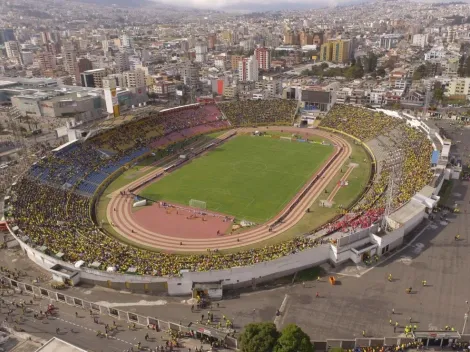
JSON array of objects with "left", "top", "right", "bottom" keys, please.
[{"left": 189, "top": 199, "right": 207, "bottom": 210}]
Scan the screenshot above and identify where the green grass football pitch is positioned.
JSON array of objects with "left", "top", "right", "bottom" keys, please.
[{"left": 139, "top": 135, "right": 334, "bottom": 223}]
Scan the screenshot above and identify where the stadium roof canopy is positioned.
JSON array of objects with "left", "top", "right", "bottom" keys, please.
[{"left": 389, "top": 200, "right": 426, "bottom": 226}]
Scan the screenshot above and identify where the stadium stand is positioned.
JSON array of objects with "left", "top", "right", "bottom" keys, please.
[
  {"left": 6, "top": 102, "right": 433, "bottom": 276},
  {"left": 319, "top": 104, "right": 433, "bottom": 234},
  {"left": 218, "top": 99, "right": 297, "bottom": 126}
]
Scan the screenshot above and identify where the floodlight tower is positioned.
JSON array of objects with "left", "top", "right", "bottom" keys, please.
[{"left": 381, "top": 152, "right": 404, "bottom": 231}]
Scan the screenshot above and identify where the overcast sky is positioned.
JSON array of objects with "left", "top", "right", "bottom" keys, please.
[{"left": 153, "top": 0, "right": 343, "bottom": 10}]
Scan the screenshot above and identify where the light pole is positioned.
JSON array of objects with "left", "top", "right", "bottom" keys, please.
[{"left": 462, "top": 301, "right": 469, "bottom": 334}]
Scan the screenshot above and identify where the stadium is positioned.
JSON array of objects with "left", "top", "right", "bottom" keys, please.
[{"left": 2, "top": 100, "right": 443, "bottom": 296}]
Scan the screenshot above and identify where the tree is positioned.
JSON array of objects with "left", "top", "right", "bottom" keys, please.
[
  {"left": 376, "top": 67, "right": 386, "bottom": 77},
  {"left": 413, "top": 64, "right": 426, "bottom": 80},
  {"left": 274, "top": 324, "right": 314, "bottom": 352},
  {"left": 345, "top": 64, "right": 363, "bottom": 79},
  {"left": 239, "top": 322, "right": 279, "bottom": 352},
  {"left": 320, "top": 62, "right": 329, "bottom": 70},
  {"left": 433, "top": 82, "right": 444, "bottom": 102}
]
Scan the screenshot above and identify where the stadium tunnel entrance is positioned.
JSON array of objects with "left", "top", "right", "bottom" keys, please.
[
  {"left": 192, "top": 281, "right": 223, "bottom": 302},
  {"left": 413, "top": 331, "right": 461, "bottom": 347}
]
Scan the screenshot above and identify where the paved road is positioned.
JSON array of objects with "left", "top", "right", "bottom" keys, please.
[
  {"left": 0, "top": 290, "right": 217, "bottom": 352},
  {"left": 428, "top": 119, "right": 470, "bottom": 165}
]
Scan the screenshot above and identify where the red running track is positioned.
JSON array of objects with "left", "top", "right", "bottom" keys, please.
[{"left": 106, "top": 127, "right": 351, "bottom": 253}]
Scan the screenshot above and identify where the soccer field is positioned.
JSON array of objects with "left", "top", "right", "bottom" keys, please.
[{"left": 139, "top": 135, "right": 334, "bottom": 223}]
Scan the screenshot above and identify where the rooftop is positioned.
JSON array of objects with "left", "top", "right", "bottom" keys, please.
[
  {"left": 83, "top": 68, "right": 106, "bottom": 73},
  {"left": 34, "top": 338, "right": 86, "bottom": 352},
  {"left": 389, "top": 200, "right": 426, "bottom": 225}
]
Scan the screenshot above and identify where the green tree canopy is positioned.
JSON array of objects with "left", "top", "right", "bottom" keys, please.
[
  {"left": 274, "top": 324, "right": 314, "bottom": 352},
  {"left": 433, "top": 81, "right": 444, "bottom": 102},
  {"left": 413, "top": 64, "right": 426, "bottom": 80},
  {"left": 239, "top": 322, "right": 280, "bottom": 352},
  {"left": 376, "top": 67, "right": 386, "bottom": 77},
  {"left": 361, "top": 52, "right": 378, "bottom": 73}
]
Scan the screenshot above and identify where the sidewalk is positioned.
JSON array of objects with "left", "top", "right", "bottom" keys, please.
[{"left": 0, "top": 247, "right": 273, "bottom": 333}]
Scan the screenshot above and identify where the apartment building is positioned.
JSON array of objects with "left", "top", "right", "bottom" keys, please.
[
  {"left": 254, "top": 47, "right": 271, "bottom": 70},
  {"left": 124, "top": 69, "right": 146, "bottom": 88},
  {"left": 320, "top": 39, "right": 350, "bottom": 63},
  {"left": 231, "top": 55, "right": 243, "bottom": 71},
  {"left": 238, "top": 55, "right": 259, "bottom": 82},
  {"left": 81, "top": 68, "right": 107, "bottom": 88}
]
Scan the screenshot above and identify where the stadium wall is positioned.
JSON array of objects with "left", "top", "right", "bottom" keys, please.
[{"left": 6, "top": 219, "right": 330, "bottom": 295}]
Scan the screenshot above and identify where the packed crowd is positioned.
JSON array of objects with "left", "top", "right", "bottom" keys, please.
[
  {"left": 28, "top": 104, "right": 227, "bottom": 190},
  {"left": 320, "top": 105, "right": 433, "bottom": 235},
  {"left": 91, "top": 104, "right": 223, "bottom": 153},
  {"left": 8, "top": 178, "right": 324, "bottom": 275},
  {"left": 31, "top": 143, "right": 114, "bottom": 185},
  {"left": 326, "top": 208, "right": 384, "bottom": 233},
  {"left": 218, "top": 99, "right": 297, "bottom": 126},
  {"left": 320, "top": 105, "right": 402, "bottom": 142}
]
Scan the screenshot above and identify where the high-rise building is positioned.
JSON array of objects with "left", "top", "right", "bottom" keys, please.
[
  {"left": 239, "top": 55, "right": 259, "bottom": 82},
  {"left": 36, "top": 51, "right": 56, "bottom": 71},
  {"left": 104, "top": 73, "right": 125, "bottom": 88},
  {"left": 320, "top": 42, "right": 333, "bottom": 62},
  {"left": 21, "top": 51, "right": 34, "bottom": 66},
  {"left": 102, "top": 39, "right": 110, "bottom": 54},
  {"left": 299, "top": 30, "right": 313, "bottom": 46},
  {"left": 78, "top": 58, "right": 93, "bottom": 73},
  {"left": 195, "top": 43, "right": 208, "bottom": 63},
  {"left": 380, "top": 34, "right": 402, "bottom": 50},
  {"left": 412, "top": 34, "right": 429, "bottom": 48},
  {"left": 5, "top": 41, "right": 21, "bottom": 61},
  {"left": 40, "top": 31, "right": 59, "bottom": 44},
  {"left": 182, "top": 63, "right": 200, "bottom": 88},
  {"left": 214, "top": 54, "right": 227, "bottom": 69},
  {"left": 115, "top": 51, "right": 130, "bottom": 74},
  {"left": 283, "top": 30, "right": 299, "bottom": 45},
  {"left": 207, "top": 33, "right": 217, "bottom": 50},
  {"left": 240, "top": 39, "right": 254, "bottom": 52},
  {"left": 0, "top": 29, "right": 15, "bottom": 45},
  {"left": 62, "top": 42, "right": 80, "bottom": 84},
  {"left": 41, "top": 31, "right": 50, "bottom": 44},
  {"left": 180, "top": 40, "right": 189, "bottom": 52},
  {"left": 254, "top": 47, "right": 271, "bottom": 70},
  {"left": 312, "top": 32, "right": 324, "bottom": 46},
  {"left": 102, "top": 39, "right": 119, "bottom": 54},
  {"left": 321, "top": 39, "right": 350, "bottom": 63},
  {"left": 119, "top": 34, "right": 133, "bottom": 48},
  {"left": 81, "top": 68, "right": 107, "bottom": 88},
  {"left": 231, "top": 55, "right": 244, "bottom": 71},
  {"left": 45, "top": 42, "right": 59, "bottom": 56},
  {"left": 332, "top": 39, "right": 350, "bottom": 63},
  {"left": 124, "top": 69, "right": 146, "bottom": 88}
]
